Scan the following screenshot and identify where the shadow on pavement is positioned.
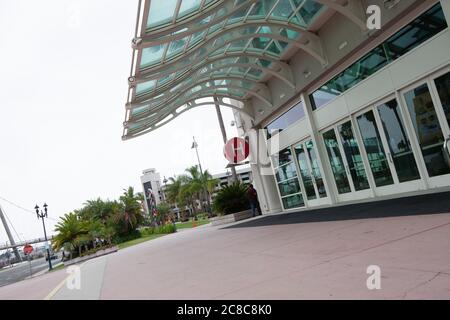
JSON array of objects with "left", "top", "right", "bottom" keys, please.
[{"left": 224, "top": 191, "right": 450, "bottom": 229}]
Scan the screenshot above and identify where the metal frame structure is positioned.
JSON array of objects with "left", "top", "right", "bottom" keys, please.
[{"left": 123, "top": 0, "right": 369, "bottom": 140}]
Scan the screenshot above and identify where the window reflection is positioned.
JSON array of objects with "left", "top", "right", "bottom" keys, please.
[
  {"left": 266, "top": 101, "right": 305, "bottom": 138},
  {"left": 337, "top": 121, "right": 370, "bottom": 191},
  {"left": 434, "top": 72, "right": 450, "bottom": 129},
  {"left": 309, "top": 3, "right": 447, "bottom": 110},
  {"left": 356, "top": 111, "right": 394, "bottom": 187},
  {"left": 404, "top": 84, "right": 450, "bottom": 177},
  {"left": 377, "top": 99, "right": 421, "bottom": 182},
  {"left": 323, "top": 129, "right": 351, "bottom": 194}
]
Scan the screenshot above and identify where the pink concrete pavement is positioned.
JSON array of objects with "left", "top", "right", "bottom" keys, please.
[{"left": 1, "top": 211, "right": 450, "bottom": 299}]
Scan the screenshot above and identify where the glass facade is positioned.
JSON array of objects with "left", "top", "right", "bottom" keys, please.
[
  {"left": 404, "top": 83, "right": 450, "bottom": 177},
  {"left": 323, "top": 129, "right": 351, "bottom": 194},
  {"left": 356, "top": 111, "right": 394, "bottom": 187},
  {"left": 337, "top": 121, "right": 370, "bottom": 191},
  {"left": 434, "top": 72, "right": 450, "bottom": 129},
  {"left": 273, "top": 147, "right": 304, "bottom": 209},
  {"left": 294, "top": 145, "right": 316, "bottom": 200},
  {"left": 376, "top": 99, "right": 421, "bottom": 182},
  {"left": 309, "top": 3, "right": 447, "bottom": 110},
  {"left": 305, "top": 141, "right": 327, "bottom": 198},
  {"left": 266, "top": 101, "right": 305, "bottom": 138}
]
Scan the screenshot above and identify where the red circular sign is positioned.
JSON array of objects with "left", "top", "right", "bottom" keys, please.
[
  {"left": 223, "top": 137, "right": 249, "bottom": 164},
  {"left": 23, "top": 244, "right": 33, "bottom": 255}
]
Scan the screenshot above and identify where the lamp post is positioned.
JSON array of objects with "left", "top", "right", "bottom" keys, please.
[
  {"left": 162, "top": 176, "right": 168, "bottom": 202},
  {"left": 191, "top": 136, "right": 212, "bottom": 216},
  {"left": 35, "top": 203, "right": 52, "bottom": 271}
]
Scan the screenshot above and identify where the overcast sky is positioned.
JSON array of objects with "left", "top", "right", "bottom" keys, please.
[{"left": 0, "top": 0, "right": 238, "bottom": 244}]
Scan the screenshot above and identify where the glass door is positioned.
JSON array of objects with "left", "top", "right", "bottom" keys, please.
[
  {"left": 401, "top": 69, "right": 450, "bottom": 188},
  {"left": 272, "top": 147, "right": 305, "bottom": 210},
  {"left": 354, "top": 96, "right": 425, "bottom": 196},
  {"left": 322, "top": 120, "right": 372, "bottom": 202},
  {"left": 293, "top": 139, "right": 328, "bottom": 207}
]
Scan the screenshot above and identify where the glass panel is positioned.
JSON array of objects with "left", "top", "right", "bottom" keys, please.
[
  {"left": 323, "top": 129, "right": 351, "bottom": 194},
  {"left": 147, "top": 0, "right": 178, "bottom": 28},
  {"left": 140, "top": 44, "right": 166, "bottom": 67},
  {"left": 136, "top": 79, "right": 156, "bottom": 95},
  {"left": 296, "top": 0, "right": 325, "bottom": 26},
  {"left": 273, "top": 148, "right": 304, "bottom": 209},
  {"left": 294, "top": 144, "right": 316, "bottom": 200},
  {"left": 310, "top": 46, "right": 388, "bottom": 110},
  {"left": 384, "top": 3, "right": 447, "bottom": 61},
  {"left": 309, "top": 89, "right": 339, "bottom": 110},
  {"left": 308, "top": 3, "right": 447, "bottom": 110},
  {"left": 434, "top": 72, "right": 450, "bottom": 129},
  {"left": 305, "top": 140, "right": 327, "bottom": 198},
  {"left": 356, "top": 111, "right": 394, "bottom": 187},
  {"left": 167, "top": 38, "right": 187, "bottom": 58},
  {"left": 178, "top": 0, "right": 201, "bottom": 19},
  {"left": 275, "top": 162, "right": 297, "bottom": 182},
  {"left": 278, "top": 178, "right": 301, "bottom": 197},
  {"left": 277, "top": 147, "right": 295, "bottom": 167},
  {"left": 377, "top": 99, "right": 421, "bottom": 182},
  {"left": 248, "top": 0, "right": 277, "bottom": 18},
  {"left": 337, "top": 121, "right": 370, "bottom": 191},
  {"left": 282, "top": 194, "right": 304, "bottom": 209},
  {"left": 271, "top": 0, "right": 295, "bottom": 20},
  {"left": 404, "top": 84, "right": 450, "bottom": 177},
  {"left": 265, "top": 101, "right": 305, "bottom": 138}
]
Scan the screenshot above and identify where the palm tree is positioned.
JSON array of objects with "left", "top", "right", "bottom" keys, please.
[
  {"left": 165, "top": 175, "right": 185, "bottom": 206},
  {"left": 101, "top": 221, "right": 116, "bottom": 245},
  {"left": 185, "top": 166, "right": 207, "bottom": 213},
  {"left": 206, "top": 176, "right": 219, "bottom": 201},
  {"left": 52, "top": 212, "right": 88, "bottom": 257},
  {"left": 114, "top": 187, "right": 144, "bottom": 234},
  {"left": 81, "top": 198, "right": 119, "bottom": 224}
]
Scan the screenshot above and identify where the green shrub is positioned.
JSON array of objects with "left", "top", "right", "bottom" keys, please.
[
  {"left": 212, "top": 182, "right": 250, "bottom": 215},
  {"left": 113, "top": 229, "right": 141, "bottom": 244},
  {"left": 155, "top": 223, "right": 176, "bottom": 234},
  {"left": 139, "top": 224, "right": 176, "bottom": 236},
  {"left": 196, "top": 212, "right": 208, "bottom": 220}
]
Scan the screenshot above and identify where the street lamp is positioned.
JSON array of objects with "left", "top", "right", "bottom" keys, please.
[
  {"left": 35, "top": 203, "right": 52, "bottom": 271},
  {"left": 162, "top": 176, "right": 168, "bottom": 202},
  {"left": 191, "top": 136, "right": 212, "bottom": 216}
]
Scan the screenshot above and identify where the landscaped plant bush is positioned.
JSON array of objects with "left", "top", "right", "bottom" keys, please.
[
  {"left": 212, "top": 182, "right": 250, "bottom": 215},
  {"left": 79, "top": 244, "right": 116, "bottom": 258},
  {"left": 140, "top": 223, "right": 176, "bottom": 236},
  {"left": 113, "top": 229, "right": 141, "bottom": 244}
]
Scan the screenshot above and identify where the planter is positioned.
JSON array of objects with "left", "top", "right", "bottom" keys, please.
[
  {"left": 210, "top": 209, "right": 253, "bottom": 226},
  {"left": 64, "top": 246, "right": 118, "bottom": 266}
]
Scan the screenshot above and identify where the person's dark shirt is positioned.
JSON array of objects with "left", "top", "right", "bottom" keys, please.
[{"left": 247, "top": 187, "right": 258, "bottom": 202}]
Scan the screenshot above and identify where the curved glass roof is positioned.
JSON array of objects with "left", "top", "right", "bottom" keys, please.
[{"left": 123, "top": 0, "right": 330, "bottom": 140}]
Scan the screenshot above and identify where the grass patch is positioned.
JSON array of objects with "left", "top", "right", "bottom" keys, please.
[
  {"left": 117, "top": 234, "right": 165, "bottom": 250},
  {"left": 176, "top": 218, "right": 210, "bottom": 229},
  {"left": 50, "top": 263, "right": 65, "bottom": 272}
]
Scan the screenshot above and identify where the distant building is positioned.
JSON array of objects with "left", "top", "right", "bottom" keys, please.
[
  {"left": 212, "top": 166, "right": 253, "bottom": 189},
  {"left": 140, "top": 168, "right": 163, "bottom": 216}
]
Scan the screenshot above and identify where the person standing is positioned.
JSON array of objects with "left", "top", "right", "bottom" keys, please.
[{"left": 247, "top": 184, "right": 259, "bottom": 217}]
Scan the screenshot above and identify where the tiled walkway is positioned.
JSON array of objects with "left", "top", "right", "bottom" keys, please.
[{"left": 1, "top": 192, "right": 450, "bottom": 299}]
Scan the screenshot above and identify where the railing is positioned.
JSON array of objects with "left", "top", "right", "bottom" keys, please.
[{"left": 0, "top": 235, "right": 55, "bottom": 251}]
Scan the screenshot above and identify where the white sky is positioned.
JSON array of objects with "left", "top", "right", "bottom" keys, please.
[{"left": 0, "top": 0, "right": 238, "bottom": 243}]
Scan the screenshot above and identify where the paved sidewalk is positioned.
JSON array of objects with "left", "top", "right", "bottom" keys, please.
[{"left": 1, "top": 192, "right": 450, "bottom": 299}]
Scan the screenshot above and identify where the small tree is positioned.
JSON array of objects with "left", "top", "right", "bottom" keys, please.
[
  {"left": 212, "top": 182, "right": 250, "bottom": 215},
  {"left": 156, "top": 203, "right": 170, "bottom": 225}
]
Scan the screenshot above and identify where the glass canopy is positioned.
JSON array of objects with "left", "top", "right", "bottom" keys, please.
[{"left": 123, "top": 0, "right": 330, "bottom": 139}]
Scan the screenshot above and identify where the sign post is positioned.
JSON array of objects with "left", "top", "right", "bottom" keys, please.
[
  {"left": 223, "top": 137, "right": 250, "bottom": 164},
  {"left": 23, "top": 244, "right": 33, "bottom": 277}
]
